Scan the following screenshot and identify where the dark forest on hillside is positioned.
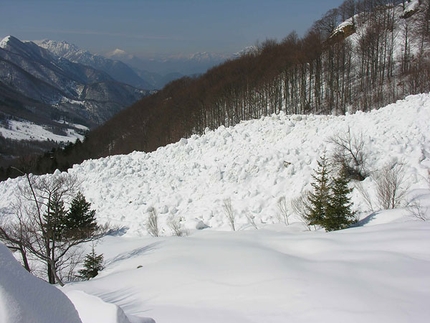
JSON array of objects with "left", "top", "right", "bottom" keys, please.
[{"left": 2, "top": 0, "right": 430, "bottom": 180}]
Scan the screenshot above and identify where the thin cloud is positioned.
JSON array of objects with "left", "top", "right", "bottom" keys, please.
[{"left": 23, "top": 28, "right": 185, "bottom": 41}]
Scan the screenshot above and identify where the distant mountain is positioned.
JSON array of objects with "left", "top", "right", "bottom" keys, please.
[
  {"left": 0, "top": 35, "right": 148, "bottom": 126},
  {"left": 0, "top": 35, "right": 150, "bottom": 166},
  {"left": 34, "top": 39, "right": 153, "bottom": 90},
  {"left": 106, "top": 48, "right": 231, "bottom": 88}
]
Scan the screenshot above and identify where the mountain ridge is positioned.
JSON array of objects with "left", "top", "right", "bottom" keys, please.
[
  {"left": 34, "top": 39, "right": 153, "bottom": 90},
  {"left": 0, "top": 35, "right": 149, "bottom": 169}
]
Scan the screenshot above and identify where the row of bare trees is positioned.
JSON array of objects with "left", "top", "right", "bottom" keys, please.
[
  {"left": 4, "top": 0, "right": 430, "bottom": 177},
  {"left": 91, "top": 0, "right": 430, "bottom": 154}
]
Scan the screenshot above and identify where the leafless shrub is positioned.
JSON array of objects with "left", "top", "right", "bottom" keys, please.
[
  {"left": 58, "top": 248, "right": 84, "bottom": 283},
  {"left": 167, "top": 216, "right": 188, "bottom": 236},
  {"left": 244, "top": 210, "right": 258, "bottom": 230},
  {"left": 355, "top": 181, "right": 374, "bottom": 211},
  {"left": 407, "top": 199, "right": 429, "bottom": 221},
  {"left": 330, "top": 127, "right": 368, "bottom": 180},
  {"left": 374, "top": 163, "right": 408, "bottom": 210},
  {"left": 277, "top": 196, "right": 291, "bottom": 225},
  {"left": 146, "top": 207, "right": 159, "bottom": 237},
  {"left": 222, "top": 198, "right": 236, "bottom": 231},
  {"left": 291, "top": 193, "right": 312, "bottom": 231}
]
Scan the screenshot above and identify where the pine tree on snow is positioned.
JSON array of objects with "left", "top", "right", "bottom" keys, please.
[
  {"left": 324, "top": 168, "right": 356, "bottom": 231},
  {"left": 306, "top": 155, "right": 331, "bottom": 227},
  {"left": 78, "top": 246, "right": 104, "bottom": 280},
  {"left": 64, "top": 192, "right": 97, "bottom": 239}
]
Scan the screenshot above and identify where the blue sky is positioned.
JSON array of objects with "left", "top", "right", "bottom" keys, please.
[{"left": 1, "top": 0, "right": 346, "bottom": 57}]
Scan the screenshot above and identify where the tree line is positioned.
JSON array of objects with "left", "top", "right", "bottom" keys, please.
[{"left": 2, "top": 0, "right": 429, "bottom": 179}]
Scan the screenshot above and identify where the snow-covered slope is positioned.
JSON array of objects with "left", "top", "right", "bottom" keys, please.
[
  {"left": 1, "top": 93, "right": 430, "bottom": 234},
  {"left": 0, "top": 93, "right": 430, "bottom": 323},
  {"left": 0, "top": 119, "right": 87, "bottom": 142},
  {"left": 9, "top": 92, "right": 430, "bottom": 235}
]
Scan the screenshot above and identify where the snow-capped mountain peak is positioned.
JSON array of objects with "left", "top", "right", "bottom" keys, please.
[
  {"left": 0, "top": 35, "right": 12, "bottom": 48},
  {"left": 110, "top": 48, "right": 128, "bottom": 56},
  {"left": 33, "top": 39, "right": 82, "bottom": 58}
]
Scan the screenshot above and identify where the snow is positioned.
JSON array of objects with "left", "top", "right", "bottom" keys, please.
[
  {"left": 0, "top": 119, "right": 87, "bottom": 142},
  {"left": 63, "top": 222, "right": 430, "bottom": 323},
  {"left": 0, "top": 92, "right": 430, "bottom": 322},
  {"left": 0, "top": 35, "right": 12, "bottom": 48},
  {"left": 60, "top": 93, "right": 430, "bottom": 234},
  {"left": 0, "top": 243, "right": 82, "bottom": 323},
  {"left": 404, "top": 0, "right": 420, "bottom": 14}
]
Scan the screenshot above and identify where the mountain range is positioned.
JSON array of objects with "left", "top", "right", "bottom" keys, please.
[
  {"left": 34, "top": 39, "right": 153, "bottom": 90},
  {"left": 0, "top": 34, "right": 231, "bottom": 169},
  {"left": 0, "top": 35, "right": 148, "bottom": 127},
  {"left": 0, "top": 35, "right": 153, "bottom": 167}
]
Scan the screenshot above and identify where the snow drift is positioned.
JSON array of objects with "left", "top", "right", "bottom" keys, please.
[{"left": 0, "top": 242, "right": 82, "bottom": 323}]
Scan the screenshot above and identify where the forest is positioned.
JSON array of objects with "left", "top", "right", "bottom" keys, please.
[{"left": 2, "top": 0, "right": 430, "bottom": 179}]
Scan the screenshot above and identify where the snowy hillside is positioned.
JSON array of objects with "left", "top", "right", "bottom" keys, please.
[
  {"left": 3, "top": 93, "right": 428, "bottom": 235},
  {"left": 0, "top": 93, "right": 430, "bottom": 322},
  {"left": 0, "top": 119, "right": 87, "bottom": 142}
]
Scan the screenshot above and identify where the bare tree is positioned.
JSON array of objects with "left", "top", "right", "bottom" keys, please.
[
  {"left": 291, "top": 193, "right": 313, "bottom": 231},
  {"left": 355, "top": 181, "right": 375, "bottom": 211},
  {"left": 167, "top": 216, "right": 188, "bottom": 237},
  {"left": 222, "top": 198, "right": 236, "bottom": 231},
  {"left": 0, "top": 203, "right": 31, "bottom": 272},
  {"left": 330, "top": 127, "right": 368, "bottom": 180},
  {"left": 0, "top": 171, "right": 108, "bottom": 286},
  {"left": 146, "top": 207, "right": 159, "bottom": 237},
  {"left": 244, "top": 209, "right": 258, "bottom": 230},
  {"left": 407, "top": 199, "right": 429, "bottom": 221},
  {"left": 277, "top": 196, "right": 291, "bottom": 225},
  {"left": 374, "top": 163, "right": 408, "bottom": 209}
]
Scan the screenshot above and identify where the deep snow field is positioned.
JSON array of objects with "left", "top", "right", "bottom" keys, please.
[{"left": 1, "top": 93, "right": 430, "bottom": 323}]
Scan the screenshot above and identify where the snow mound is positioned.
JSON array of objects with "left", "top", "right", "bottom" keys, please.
[
  {"left": 0, "top": 242, "right": 82, "bottom": 323},
  {"left": 0, "top": 93, "right": 429, "bottom": 236},
  {"left": 65, "top": 290, "right": 155, "bottom": 323},
  {"left": 70, "top": 93, "right": 430, "bottom": 234}
]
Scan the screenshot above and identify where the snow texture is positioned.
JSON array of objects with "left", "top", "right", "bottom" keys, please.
[
  {"left": 0, "top": 243, "right": 82, "bottom": 323},
  {"left": 0, "top": 93, "right": 430, "bottom": 322}
]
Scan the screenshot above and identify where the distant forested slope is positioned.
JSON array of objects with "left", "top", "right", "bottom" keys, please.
[{"left": 3, "top": 0, "right": 429, "bottom": 179}]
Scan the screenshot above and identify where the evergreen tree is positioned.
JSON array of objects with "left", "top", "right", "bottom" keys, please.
[
  {"left": 44, "top": 192, "right": 68, "bottom": 284},
  {"left": 44, "top": 192, "right": 67, "bottom": 241},
  {"left": 78, "top": 246, "right": 104, "bottom": 280},
  {"left": 306, "top": 155, "right": 355, "bottom": 231},
  {"left": 64, "top": 192, "right": 97, "bottom": 239},
  {"left": 306, "top": 155, "right": 331, "bottom": 227},
  {"left": 324, "top": 169, "right": 356, "bottom": 231}
]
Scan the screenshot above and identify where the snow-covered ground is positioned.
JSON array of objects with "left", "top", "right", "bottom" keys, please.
[
  {"left": 0, "top": 119, "right": 87, "bottom": 142},
  {"left": 0, "top": 243, "right": 82, "bottom": 323},
  {"left": 1, "top": 93, "right": 430, "bottom": 322}
]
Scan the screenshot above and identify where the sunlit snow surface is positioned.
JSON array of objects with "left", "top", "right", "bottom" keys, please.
[
  {"left": 0, "top": 243, "right": 82, "bottom": 323},
  {"left": 0, "top": 119, "right": 87, "bottom": 142},
  {"left": 1, "top": 93, "right": 430, "bottom": 322}
]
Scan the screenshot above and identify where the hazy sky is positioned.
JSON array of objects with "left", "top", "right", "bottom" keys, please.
[{"left": 1, "top": 0, "right": 346, "bottom": 57}]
